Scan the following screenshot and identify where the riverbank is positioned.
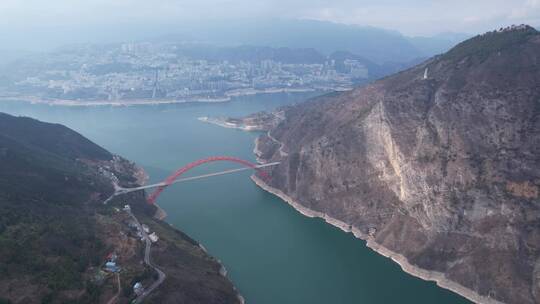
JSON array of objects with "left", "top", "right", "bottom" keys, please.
[
  {"left": 225, "top": 86, "right": 347, "bottom": 98},
  {"left": 127, "top": 162, "right": 243, "bottom": 302},
  {"left": 131, "top": 163, "right": 168, "bottom": 220},
  {"left": 198, "top": 116, "right": 262, "bottom": 131},
  {"left": 133, "top": 163, "right": 150, "bottom": 186},
  {"left": 0, "top": 87, "right": 346, "bottom": 107},
  {"left": 0, "top": 96, "right": 231, "bottom": 107},
  {"left": 225, "top": 87, "right": 318, "bottom": 97},
  {"left": 251, "top": 174, "right": 503, "bottom": 304}
]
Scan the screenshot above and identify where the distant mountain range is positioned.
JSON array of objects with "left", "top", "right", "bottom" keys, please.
[
  {"left": 0, "top": 19, "right": 470, "bottom": 65},
  {"left": 158, "top": 19, "right": 470, "bottom": 64},
  {"left": 169, "top": 44, "right": 424, "bottom": 79}
]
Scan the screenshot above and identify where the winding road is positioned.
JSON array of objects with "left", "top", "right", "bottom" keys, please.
[
  {"left": 106, "top": 274, "right": 121, "bottom": 304},
  {"left": 127, "top": 209, "right": 166, "bottom": 304},
  {"left": 102, "top": 159, "right": 279, "bottom": 303}
]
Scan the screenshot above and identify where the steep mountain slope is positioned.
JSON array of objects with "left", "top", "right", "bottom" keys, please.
[
  {"left": 254, "top": 25, "right": 540, "bottom": 304},
  {"left": 0, "top": 113, "right": 241, "bottom": 304}
]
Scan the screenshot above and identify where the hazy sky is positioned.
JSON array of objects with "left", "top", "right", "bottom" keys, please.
[{"left": 1, "top": 0, "right": 539, "bottom": 36}]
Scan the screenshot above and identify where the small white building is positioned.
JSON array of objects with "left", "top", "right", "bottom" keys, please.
[
  {"left": 104, "top": 261, "right": 120, "bottom": 273},
  {"left": 141, "top": 224, "right": 150, "bottom": 233},
  {"left": 148, "top": 232, "right": 159, "bottom": 243},
  {"left": 133, "top": 282, "right": 144, "bottom": 295},
  {"left": 123, "top": 204, "right": 131, "bottom": 211}
]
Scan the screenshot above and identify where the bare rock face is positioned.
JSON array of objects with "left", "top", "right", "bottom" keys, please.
[{"left": 257, "top": 26, "right": 540, "bottom": 304}]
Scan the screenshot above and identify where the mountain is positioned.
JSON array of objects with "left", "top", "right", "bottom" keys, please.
[
  {"left": 1, "top": 20, "right": 469, "bottom": 65},
  {"left": 0, "top": 113, "right": 241, "bottom": 304},
  {"left": 175, "top": 45, "right": 422, "bottom": 81},
  {"left": 250, "top": 25, "right": 540, "bottom": 304},
  {"left": 158, "top": 19, "right": 440, "bottom": 64}
]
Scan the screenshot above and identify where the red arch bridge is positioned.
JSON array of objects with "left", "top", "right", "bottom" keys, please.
[{"left": 113, "top": 156, "right": 279, "bottom": 204}]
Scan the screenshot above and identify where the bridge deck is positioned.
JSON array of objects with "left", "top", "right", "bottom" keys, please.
[{"left": 117, "top": 162, "right": 280, "bottom": 194}]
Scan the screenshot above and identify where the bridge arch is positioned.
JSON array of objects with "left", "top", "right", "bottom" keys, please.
[{"left": 146, "top": 156, "right": 270, "bottom": 204}]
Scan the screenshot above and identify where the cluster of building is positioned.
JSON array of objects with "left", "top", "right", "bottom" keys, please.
[
  {"left": 124, "top": 204, "right": 159, "bottom": 243},
  {"left": 122, "top": 204, "right": 160, "bottom": 297},
  {"left": 103, "top": 252, "right": 121, "bottom": 273},
  {"left": 10, "top": 42, "right": 369, "bottom": 102},
  {"left": 91, "top": 203, "right": 160, "bottom": 300}
]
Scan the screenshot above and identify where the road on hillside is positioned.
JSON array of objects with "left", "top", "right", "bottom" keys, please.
[{"left": 127, "top": 210, "right": 167, "bottom": 304}]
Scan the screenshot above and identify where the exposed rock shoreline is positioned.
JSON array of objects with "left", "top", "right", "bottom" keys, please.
[
  {"left": 251, "top": 175, "right": 503, "bottom": 304},
  {"left": 130, "top": 163, "right": 169, "bottom": 220}
]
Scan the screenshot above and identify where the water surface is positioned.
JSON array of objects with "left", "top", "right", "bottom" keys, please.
[{"left": 0, "top": 93, "right": 470, "bottom": 304}]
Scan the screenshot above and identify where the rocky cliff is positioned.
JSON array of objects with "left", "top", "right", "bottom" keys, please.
[{"left": 255, "top": 25, "right": 540, "bottom": 304}]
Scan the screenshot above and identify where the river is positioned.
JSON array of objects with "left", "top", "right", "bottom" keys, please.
[{"left": 0, "top": 93, "right": 470, "bottom": 304}]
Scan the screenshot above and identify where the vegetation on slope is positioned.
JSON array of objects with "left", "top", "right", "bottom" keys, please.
[
  {"left": 0, "top": 113, "right": 240, "bottom": 304},
  {"left": 442, "top": 25, "right": 538, "bottom": 62},
  {"left": 0, "top": 113, "right": 115, "bottom": 303}
]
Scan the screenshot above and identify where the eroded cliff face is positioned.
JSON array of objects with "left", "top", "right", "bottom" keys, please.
[{"left": 256, "top": 27, "right": 540, "bottom": 304}]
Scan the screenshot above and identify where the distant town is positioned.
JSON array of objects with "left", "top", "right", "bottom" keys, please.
[{"left": 0, "top": 42, "right": 382, "bottom": 105}]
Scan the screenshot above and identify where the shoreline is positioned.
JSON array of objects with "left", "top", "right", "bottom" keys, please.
[
  {"left": 132, "top": 163, "right": 169, "bottom": 220},
  {"left": 131, "top": 164, "right": 244, "bottom": 301},
  {"left": 225, "top": 87, "right": 318, "bottom": 97},
  {"left": 0, "top": 96, "right": 231, "bottom": 107},
  {"left": 0, "top": 87, "right": 338, "bottom": 108},
  {"left": 207, "top": 112, "right": 502, "bottom": 303},
  {"left": 253, "top": 137, "right": 265, "bottom": 164},
  {"left": 153, "top": 204, "right": 168, "bottom": 221},
  {"left": 197, "top": 117, "right": 263, "bottom": 132},
  {"left": 251, "top": 175, "right": 504, "bottom": 304}
]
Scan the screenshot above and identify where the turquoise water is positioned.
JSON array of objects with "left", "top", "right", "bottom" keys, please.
[{"left": 0, "top": 93, "right": 470, "bottom": 304}]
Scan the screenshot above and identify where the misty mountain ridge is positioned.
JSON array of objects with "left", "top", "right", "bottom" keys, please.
[
  {"left": 0, "top": 19, "right": 469, "bottom": 64},
  {"left": 154, "top": 19, "right": 467, "bottom": 63}
]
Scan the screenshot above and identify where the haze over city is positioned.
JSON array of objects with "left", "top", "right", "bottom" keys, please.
[{"left": 0, "top": 1, "right": 539, "bottom": 304}]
